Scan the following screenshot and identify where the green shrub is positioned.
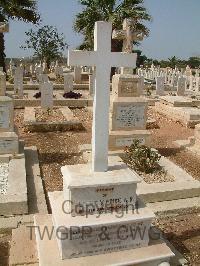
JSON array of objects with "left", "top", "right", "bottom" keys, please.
[{"left": 124, "top": 140, "right": 161, "bottom": 174}]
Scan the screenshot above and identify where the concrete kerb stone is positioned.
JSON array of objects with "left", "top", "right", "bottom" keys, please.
[
  {"left": 0, "top": 153, "right": 28, "bottom": 216},
  {"left": 0, "top": 146, "right": 47, "bottom": 230}
]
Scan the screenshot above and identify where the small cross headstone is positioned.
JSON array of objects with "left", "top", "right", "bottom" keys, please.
[
  {"left": 41, "top": 82, "right": 53, "bottom": 109},
  {"left": 68, "top": 21, "right": 137, "bottom": 172}
]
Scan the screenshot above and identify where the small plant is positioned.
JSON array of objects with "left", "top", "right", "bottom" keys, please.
[{"left": 124, "top": 140, "right": 161, "bottom": 174}]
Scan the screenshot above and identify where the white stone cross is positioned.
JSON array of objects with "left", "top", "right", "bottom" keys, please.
[{"left": 68, "top": 21, "right": 137, "bottom": 172}]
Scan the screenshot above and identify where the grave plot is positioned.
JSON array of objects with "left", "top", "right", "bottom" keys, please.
[
  {"left": 15, "top": 21, "right": 174, "bottom": 266},
  {"left": 155, "top": 95, "right": 200, "bottom": 128},
  {"left": 0, "top": 96, "right": 27, "bottom": 216},
  {"left": 24, "top": 81, "right": 84, "bottom": 132},
  {"left": 24, "top": 106, "right": 84, "bottom": 132}
]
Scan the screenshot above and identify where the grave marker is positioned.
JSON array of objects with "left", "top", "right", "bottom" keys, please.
[
  {"left": 112, "top": 18, "right": 144, "bottom": 74},
  {"left": 156, "top": 76, "right": 165, "bottom": 96},
  {"left": 0, "top": 71, "right": 6, "bottom": 96},
  {"left": 41, "top": 82, "right": 53, "bottom": 109},
  {"left": 63, "top": 73, "right": 74, "bottom": 93},
  {"left": 177, "top": 76, "right": 186, "bottom": 96},
  {"left": 68, "top": 21, "right": 137, "bottom": 172}
]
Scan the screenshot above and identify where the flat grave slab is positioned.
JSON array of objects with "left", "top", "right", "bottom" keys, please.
[
  {"left": 160, "top": 96, "right": 194, "bottom": 107},
  {"left": 24, "top": 106, "right": 84, "bottom": 132}
]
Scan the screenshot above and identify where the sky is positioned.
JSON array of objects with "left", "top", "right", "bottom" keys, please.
[{"left": 4, "top": 0, "right": 200, "bottom": 60}]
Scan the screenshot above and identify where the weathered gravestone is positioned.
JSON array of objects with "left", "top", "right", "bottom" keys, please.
[
  {"left": 41, "top": 82, "right": 53, "bottom": 109},
  {"left": 63, "top": 73, "right": 74, "bottom": 93},
  {"left": 0, "top": 97, "right": 18, "bottom": 154},
  {"left": 74, "top": 66, "right": 82, "bottom": 84},
  {"left": 177, "top": 76, "right": 186, "bottom": 96},
  {"left": 89, "top": 69, "right": 96, "bottom": 96},
  {"left": 14, "top": 66, "right": 23, "bottom": 98},
  {"left": 0, "top": 71, "right": 6, "bottom": 96},
  {"left": 110, "top": 19, "right": 150, "bottom": 150},
  {"left": 156, "top": 76, "right": 165, "bottom": 96}
]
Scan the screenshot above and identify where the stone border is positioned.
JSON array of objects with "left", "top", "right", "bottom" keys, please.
[
  {"left": 0, "top": 154, "right": 28, "bottom": 216},
  {"left": 24, "top": 107, "right": 84, "bottom": 132},
  {"left": 137, "top": 156, "right": 200, "bottom": 203},
  {"left": 0, "top": 146, "right": 47, "bottom": 228}
]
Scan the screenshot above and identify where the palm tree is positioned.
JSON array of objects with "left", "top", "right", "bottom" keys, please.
[
  {"left": 74, "top": 0, "right": 152, "bottom": 51},
  {"left": 0, "top": 0, "right": 40, "bottom": 72},
  {"left": 168, "top": 56, "right": 179, "bottom": 69}
]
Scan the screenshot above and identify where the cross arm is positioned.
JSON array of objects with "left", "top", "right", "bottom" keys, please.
[{"left": 68, "top": 50, "right": 97, "bottom": 67}]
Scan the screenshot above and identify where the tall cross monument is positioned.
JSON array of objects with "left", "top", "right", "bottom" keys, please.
[
  {"left": 112, "top": 18, "right": 144, "bottom": 74},
  {"left": 68, "top": 21, "right": 137, "bottom": 172}
]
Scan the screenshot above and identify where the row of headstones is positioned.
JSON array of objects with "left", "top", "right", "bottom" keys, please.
[
  {"left": 138, "top": 67, "right": 200, "bottom": 93},
  {"left": 9, "top": 59, "right": 92, "bottom": 80},
  {"left": 156, "top": 75, "right": 187, "bottom": 96}
]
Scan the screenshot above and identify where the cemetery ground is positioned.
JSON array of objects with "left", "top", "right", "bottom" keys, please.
[
  {"left": 0, "top": 105, "right": 200, "bottom": 265},
  {"left": 0, "top": 105, "right": 199, "bottom": 264}
]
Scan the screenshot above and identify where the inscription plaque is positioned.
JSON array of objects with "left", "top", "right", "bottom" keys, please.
[
  {"left": 69, "top": 184, "right": 137, "bottom": 216},
  {"left": 115, "top": 105, "right": 145, "bottom": 129},
  {"left": 0, "top": 139, "right": 17, "bottom": 154},
  {"left": 57, "top": 219, "right": 151, "bottom": 259},
  {"left": 0, "top": 105, "right": 9, "bottom": 129},
  {"left": 116, "top": 138, "right": 145, "bottom": 147},
  {"left": 121, "top": 81, "right": 138, "bottom": 95}
]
